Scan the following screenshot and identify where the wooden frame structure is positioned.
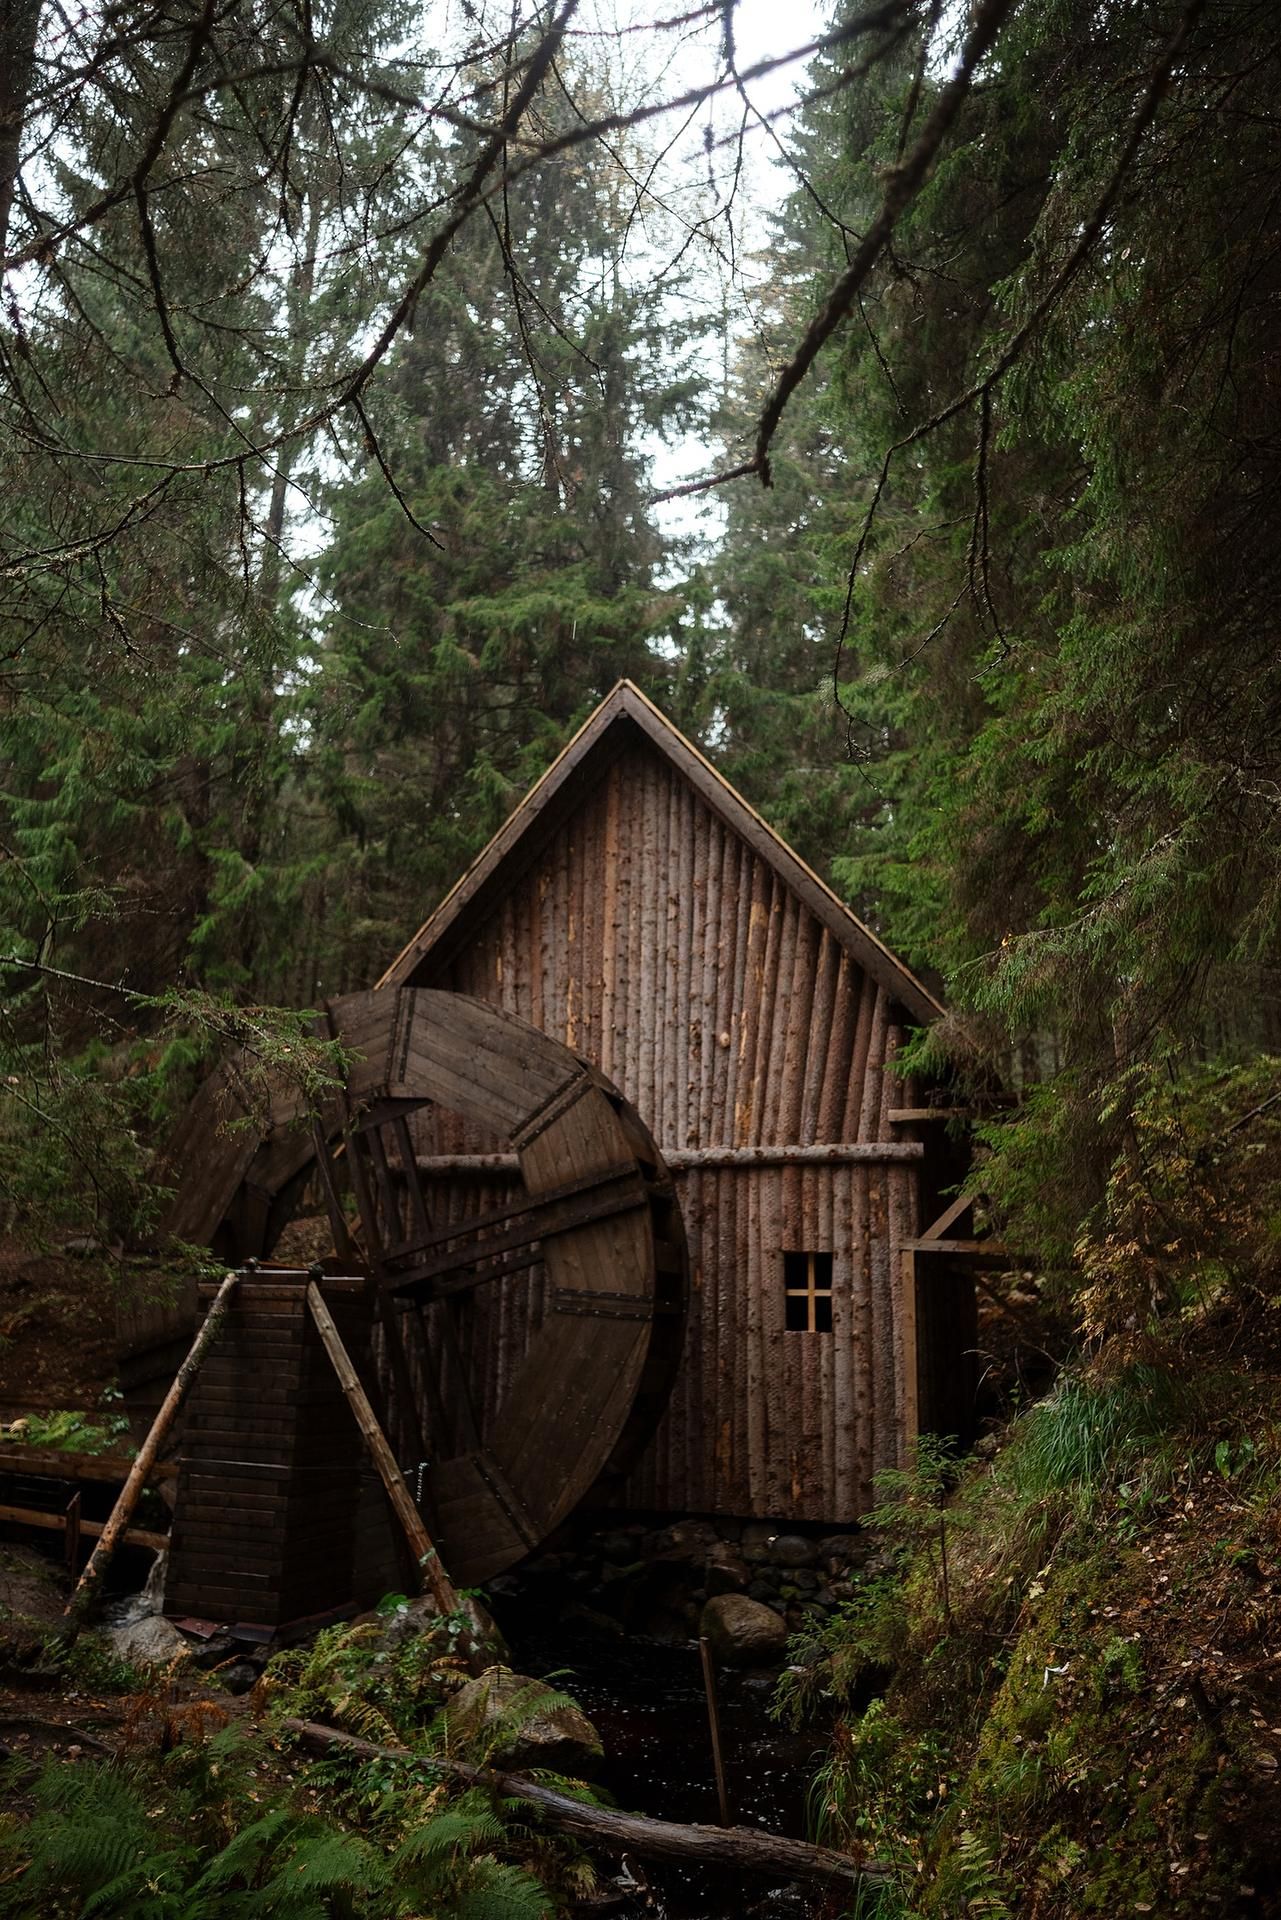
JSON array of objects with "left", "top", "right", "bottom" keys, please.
[
  {"left": 377, "top": 681, "right": 969, "bottom": 1520},
  {"left": 128, "top": 988, "right": 688, "bottom": 1587}
]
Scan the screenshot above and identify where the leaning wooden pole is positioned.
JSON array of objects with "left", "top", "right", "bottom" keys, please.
[
  {"left": 64, "top": 1269, "right": 239, "bottom": 1634},
  {"left": 283, "top": 1718, "right": 890, "bottom": 1894},
  {"left": 305, "top": 1281, "right": 463, "bottom": 1622}
]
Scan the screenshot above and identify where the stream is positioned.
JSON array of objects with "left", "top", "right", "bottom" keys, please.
[{"left": 494, "top": 1591, "right": 846, "bottom": 1920}]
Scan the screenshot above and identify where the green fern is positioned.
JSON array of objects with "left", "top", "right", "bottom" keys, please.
[
  {"left": 948, "top": 1829, "right": 1014, "bottom": 1920},
  {"left": 448, "top": 1859, "right": 553, "bottom": 1920},
  {"left": 395, "top": 1801, "right": 507, "bottom": 1864},
  {"left": 5, "top": 1760, "right": 203, "bottom": 1917},
  {"left": 389, "top": 1795, "right": 552, "bottom": 1920}
]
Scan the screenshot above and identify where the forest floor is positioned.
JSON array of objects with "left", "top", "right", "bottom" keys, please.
[
  {"left": 1, "top": 1250, "right": 1280, "bottom": 1914},
  {"left": 789, "top": 1295, "right": 1281, "bottom": 1918},
  {"left": 0, "top": 1240, "right": 117, "bottom": 1416}
]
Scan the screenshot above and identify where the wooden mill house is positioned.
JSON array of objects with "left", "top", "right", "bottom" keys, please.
[{"left": 380, "top": 681, "right": 966, "bottom": 1525}]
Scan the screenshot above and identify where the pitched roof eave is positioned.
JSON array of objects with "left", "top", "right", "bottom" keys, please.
[{"left": 378, "top": 680, "right": 945, "bottom": 1027}]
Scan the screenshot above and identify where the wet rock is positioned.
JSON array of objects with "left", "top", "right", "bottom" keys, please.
[
  {"left": 740, "top": 1522, "right": 778, "bottom": 1551},
  {"left": 771, "top": 1534, "right": 819, "bottom": 1569},
  {"left": 380, "top": 1591, "right": 509, "bottom": 1665},
  {"left": 190, "top": 1630, "right": 240, "bottom": 1670},
  {"left": 106, "top": 1614, "right": 189, "bottom": 1668},
  {"left": 600, "top": 1559, "right": 644, "bottom": 1584},
  {"left": 705, "top": 1546, "right": 751, "bottom": 1596},
  {"left": 700, "top": 1594, "right": 789, "bottom": 1668},
  {"left": 660, "top": 1519, "right": 722, "bottom": 1561},
  {"left": 220, "top": 1661, "right": 259, "bottom": 1696},
  {"left": 818, "top": 1533, "right": 863, "bottom": 1560},
  {"left": 564, "top": 1603, "right": 626, "bottom": 1638},
  {"left": 791, "top": 1568, "right": 819, "bottom": 1592},
  {"left": 747, "top": 1578, "right": 777, "bottom": 1604},
  {"left": 446, "top": 1667, "right": 603, "bottom": 1777}
]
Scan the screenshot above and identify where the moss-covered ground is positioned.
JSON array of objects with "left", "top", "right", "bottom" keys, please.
[{"left": 784, "top": 1308, "right": 1281, "bottom": 1918}]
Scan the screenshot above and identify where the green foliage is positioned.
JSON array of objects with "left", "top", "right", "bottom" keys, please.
[
  {"left": 263, "top": 1614, "right": 456, "bottom": 1748},
  {"left": 712, "top": 0, "right": 1281, "bottom": 1322},
  {"left": 999, "top": 1368, "right": 1194, "bottom": 1508},
  {"left": 2, "top": 1404, "right": 130, "bottom": 1454},
  {"left": 0, "top": 1672, "right": 564, "bottom": 1919}
]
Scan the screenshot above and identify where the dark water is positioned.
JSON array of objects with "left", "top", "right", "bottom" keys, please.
[{"left": 494, "top": 1596, "right": 844, "bottom": 1920}]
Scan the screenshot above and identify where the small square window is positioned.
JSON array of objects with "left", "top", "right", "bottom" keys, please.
[{"left": 783, "top": 1250, "right": 834, "bottom": 1333}]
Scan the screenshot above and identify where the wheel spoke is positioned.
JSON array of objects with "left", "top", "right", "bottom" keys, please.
[{"left": 381, "top": 1164, "right": 649, "bottom": 1303}]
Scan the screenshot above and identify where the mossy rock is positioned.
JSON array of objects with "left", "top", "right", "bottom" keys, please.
[{"left": 444, "top": 1666, "right": 603, "bottom": 1777}]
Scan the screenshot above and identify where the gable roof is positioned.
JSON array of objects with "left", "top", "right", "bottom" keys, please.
[{"left": 379, "top": 680, "right": 944, "bottom": 1026}]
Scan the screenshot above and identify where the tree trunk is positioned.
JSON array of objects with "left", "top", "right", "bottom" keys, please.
[{"left": 0, "top": 0, "right": 39, "bottom": 256}]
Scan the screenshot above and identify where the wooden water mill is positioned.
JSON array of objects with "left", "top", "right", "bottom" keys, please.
[{"left": 129, "top": 987, "right": 687, "bottom": 1599}]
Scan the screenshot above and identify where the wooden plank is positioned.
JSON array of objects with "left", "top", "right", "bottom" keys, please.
[
  {"left": 409, "top": 1141, "right": 924, "bottom": 1172},
  {"left": 0, "top": 1448, "right": 176, "bottom": 1484},
  {"left": 915, "top": 1192, "right": 975, "bottom": 1242},
  {"left": 0, "top": 1504, "right": 168, "bottom": 1553},
  {"left": 900, "top": 1237, "right": 1009, "bottom": 1258}
]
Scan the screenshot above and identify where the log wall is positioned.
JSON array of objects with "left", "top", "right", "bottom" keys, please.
[{"left": 412, "top": 741, "right": 922, "bottom": 1520}]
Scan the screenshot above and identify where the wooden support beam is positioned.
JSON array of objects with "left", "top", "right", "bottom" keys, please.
[
  {"left": 63, "top": 1493, "right": 80, "bottom": 1574},
  {"left": 699, "top": 1637, "right": 733, "bottom": 1828},
  {"left": 409, "top": 1141, "right": 925, "bottom": 1175},
  {"left": 65, "top": 1270, "right": 238, "bottom": 1633},
  {"left": 305, "top": 1282, "right": 463, "bottom": 1624},
  {"left": 900, "top": 1249, "right": 919, "bottom": 1450},
  {"left": 899, "top": 1237, "right": 1010, "bottom": 1260},
  {"left": 915, "top": 1191, "right": 976, "bottom": 1243},
  {"left": 382, "top": 1170, "right": 650, "bottom": 1301}
]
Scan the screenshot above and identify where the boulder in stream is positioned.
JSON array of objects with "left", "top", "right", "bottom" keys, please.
[
  {"left": 700, "top": 1593, "right": 789, "bottom": 1667},
  {"left": 445, "top": 1665, "right": 604, "bottom": 1776}
]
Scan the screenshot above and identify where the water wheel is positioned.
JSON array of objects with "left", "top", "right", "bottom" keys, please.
[{"left": 151, "top": 987, "right": 687, "bottom": 1583}]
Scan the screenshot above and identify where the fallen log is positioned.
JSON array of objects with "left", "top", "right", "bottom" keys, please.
[{"left": 281, "top": 1716, "right": 889, "bottom": 1893}]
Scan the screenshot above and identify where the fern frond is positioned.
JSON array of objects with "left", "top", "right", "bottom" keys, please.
[
  {"left": 264, "top": 1827, "right": 388, "bottom": 1900},
  {"left": 450, "top": 1857, "right": 554, "bottom": 1920},
  {"left": 192, "top": 1806, "right": 296, "bottom": 1887},
  {"left": 395, "top": 1803, "right": 506, "bottom": 1865}
]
